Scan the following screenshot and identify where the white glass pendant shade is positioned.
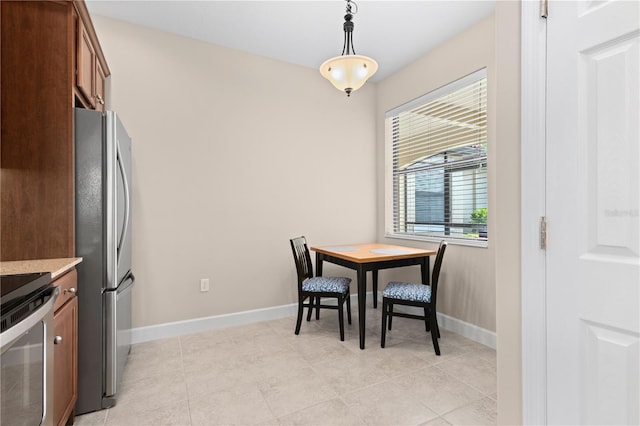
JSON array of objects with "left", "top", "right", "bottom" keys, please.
[{"left": 320, "top": 54, "right": 378, "bottom": 95}]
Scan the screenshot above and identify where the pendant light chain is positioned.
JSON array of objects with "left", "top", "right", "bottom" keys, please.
[{"left": 342, "top": 0, "right": 356, "bottom": 56}]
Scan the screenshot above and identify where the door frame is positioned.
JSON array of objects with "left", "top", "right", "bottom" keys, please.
[{"left": 521, "top": 1, "right": 547, "bottom": 424}]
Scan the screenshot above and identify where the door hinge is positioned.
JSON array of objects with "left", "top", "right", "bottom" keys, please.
[
  {"left": 540, "top": 0, "right": 548, "bottom": 18},
  {"left": 540, "top": 216, "right": 547, "bottom": 250}
]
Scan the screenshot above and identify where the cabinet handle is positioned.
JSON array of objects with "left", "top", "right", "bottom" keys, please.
[
  {"left": 64, "top": 287, "right": 77, "bottom": 295},
  {"left": 96, "top": 94, "right": 105, "bottom": 105},
  {"left": 54, "top": 336, "right": 63, "bottom": 345}
]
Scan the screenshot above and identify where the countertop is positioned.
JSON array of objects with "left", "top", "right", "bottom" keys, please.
[{"left": 0, "top": 257, "right": 82, "bottom": 279}]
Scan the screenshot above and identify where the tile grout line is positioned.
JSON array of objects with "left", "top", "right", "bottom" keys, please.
[
  {"left": 436, "top": 394, "right": 497, "bottom": 425},
  {"left": 432, "top": 356, "right": 496, "bottom": 397},
  {"left": 178, "top": 336, "right": 195, "bottom": 426},
  {"left": 75, "top": 309, "right": 496, "bottom": 426}
]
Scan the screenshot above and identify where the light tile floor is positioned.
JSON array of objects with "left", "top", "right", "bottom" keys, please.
[{"left": 75, "top": 303, "right": 496, "bottom": 426}]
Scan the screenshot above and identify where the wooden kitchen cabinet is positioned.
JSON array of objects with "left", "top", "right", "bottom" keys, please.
[
  {"left": 95, "top": 59, "right": 107, "bottom": 112},
  {"left": 76, "top": 15, "right": 97, "bottom": 109},
  {"left": 0, "top": 0, "right": 110, "bottom": 261},
  {"left": 75, "top": 7, "right": 108, "bottom": 111},
  {"left": 1, "top": 1, "right": 106, "bottom": 423},
  {"left": 53, "top": 282, "right": 78, "bottom": 426}
]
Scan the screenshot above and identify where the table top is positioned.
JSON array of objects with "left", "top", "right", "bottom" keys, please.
[{"left": 310, "top": 243, "right": 436, "bottom": 264}]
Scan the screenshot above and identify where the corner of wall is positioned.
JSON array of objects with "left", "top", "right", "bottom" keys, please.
[{"left": 494, "top": 1, "right": 523, "bottom": 424}]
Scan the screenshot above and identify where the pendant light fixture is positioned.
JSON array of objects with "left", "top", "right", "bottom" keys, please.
[{"left": 320, "top": 0, "right": 378, "bottom": 97}]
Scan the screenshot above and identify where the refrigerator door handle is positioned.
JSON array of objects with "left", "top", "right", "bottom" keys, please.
[
  {"left": 103, "top": 273, "right": 135, "bottom": 400},
  {"left": 121, "top": 271, "right": 135, "bottom": 287},
  {"left": 105, "top": 112, "right": 116, "bottom": 291},
  {"left": 116, "top": 140, "right": 131, "bottom": 267}
]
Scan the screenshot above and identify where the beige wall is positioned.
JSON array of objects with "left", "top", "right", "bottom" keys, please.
[
  {"left": 375, "top": 16, "right": 497, "bottom": 333},
  {"left": 375, "top": 8, "right": 523, "bottom": 423},
  {"left": 494, "top": 1, "right": 522, "bottom": 424},
  {"left": 92, "top": 16, "right": 378, "bottom": 328},
  {"left": 94, "top": 11, "right": 523, "bottom": 423}
]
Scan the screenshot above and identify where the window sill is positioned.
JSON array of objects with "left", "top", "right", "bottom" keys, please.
[{"left": 384, "top": 233, "right": 489, "bottom": 248}]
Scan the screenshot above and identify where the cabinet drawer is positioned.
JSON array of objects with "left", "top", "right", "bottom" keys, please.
[{"left": 53, "top": 269, "right": 77, "bottom": 312}]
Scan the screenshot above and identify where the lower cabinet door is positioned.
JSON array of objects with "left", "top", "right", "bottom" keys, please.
[{"left": 53, "top": 297, "right": 78, "bottom": 426}]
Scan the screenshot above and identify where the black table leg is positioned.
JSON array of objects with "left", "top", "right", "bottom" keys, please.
[
  {"left": 316, "top": 253, "right": 323, "bottom": 277},
  {"left": 357, "top": 266, "right": 367, "bottom": 349},
  {"left": 372, "top": 269, "right": 378, "bottom": 308},
  {"left": 421, "top": 256, "right": 430, "bottom": 285}
]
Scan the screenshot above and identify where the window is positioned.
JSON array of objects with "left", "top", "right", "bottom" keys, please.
[{"left": 385, "top": 69, "right": 487, "bottom": 245}]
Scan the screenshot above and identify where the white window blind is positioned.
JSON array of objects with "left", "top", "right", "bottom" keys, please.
[{"left": 386, "top": 69, "right": 488, "bottom": 244}]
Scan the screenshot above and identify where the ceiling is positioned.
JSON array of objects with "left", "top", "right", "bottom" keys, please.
[{"left": 85, "top": 0, "right": 495, "bottom": 82}]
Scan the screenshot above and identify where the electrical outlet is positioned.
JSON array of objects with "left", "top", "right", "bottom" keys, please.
[{"left": 200, "top": 278, "right": 210, "bottom": 292}]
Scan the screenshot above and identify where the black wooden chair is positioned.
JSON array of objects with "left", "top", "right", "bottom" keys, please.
[
  {"left": 290, "top": 236, "right": 352, "bottom": 341},
  {"left": 381, "top": 241, "right": 447, "bottom": 355}
]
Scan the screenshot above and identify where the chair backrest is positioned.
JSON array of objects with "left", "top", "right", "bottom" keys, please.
[
  {"left": 430, "top": 240, "right": 447, "bottom": 307},
  {"left": 290, "top": 236, "right": 314, "bottom": 288}
]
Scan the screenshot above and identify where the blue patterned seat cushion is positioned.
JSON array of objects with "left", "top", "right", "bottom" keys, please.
[
  {"left": 383, "top": 282, "right": 432, "bottom": 303},
  {"left": 302, "top": 276, "right": 351, "bottom": 293}
]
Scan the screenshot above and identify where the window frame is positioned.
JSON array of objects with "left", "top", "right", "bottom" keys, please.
[{"left": 384, "top": 68, "right": 489, "bottom": 248}]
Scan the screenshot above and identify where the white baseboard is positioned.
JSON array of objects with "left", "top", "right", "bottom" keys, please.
[
  {"left": 131, "top": 303, "right": 299, "bottom": 344},
  {"left": 132, "top": 292, "right": 496, "bottom": 350},
  {"left": 436, "top": 311, "right": 496, "bottom": 349},
  {"left": 375, "top": 294, "right": 496, "bottom": 349}
]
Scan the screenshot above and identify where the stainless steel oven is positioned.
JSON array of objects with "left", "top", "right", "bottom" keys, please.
[{"left": 1, "top": 273, "right": 59, "bottom": 426}]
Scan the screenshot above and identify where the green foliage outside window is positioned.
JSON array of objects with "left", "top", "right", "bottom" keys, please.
[
  {"left": 465, "top": 208, "right": 487, "bottom": 239},
  {"left": 471, "top": 208, "right": 487, "bottom": 224}
]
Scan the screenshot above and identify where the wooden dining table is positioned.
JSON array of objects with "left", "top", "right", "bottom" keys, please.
[{"left": 310, "top": 243, "right": 436, "bottom": 349}]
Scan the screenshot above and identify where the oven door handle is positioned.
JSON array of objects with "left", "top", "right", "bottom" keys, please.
[{"left": 0, "top": 287, "right": 59, "bottom": 355}]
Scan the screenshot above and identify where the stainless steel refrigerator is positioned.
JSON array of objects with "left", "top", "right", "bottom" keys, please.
[{"left": 74, "top": 108, "right": 134, "bottom": 414}]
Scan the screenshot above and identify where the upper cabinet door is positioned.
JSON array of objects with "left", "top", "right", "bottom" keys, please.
[
  {"left": 95, "top": 59, "right": 106, "bottom": 111},
  {"left": 77, "top": 16, "right": 95, "bottom": 109}
]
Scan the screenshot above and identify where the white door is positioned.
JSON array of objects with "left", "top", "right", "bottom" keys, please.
[{"left": 546, "top": 0, "right": 640, "bottom": 424}]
